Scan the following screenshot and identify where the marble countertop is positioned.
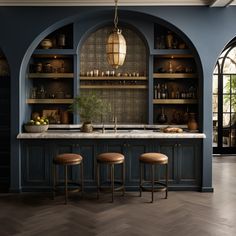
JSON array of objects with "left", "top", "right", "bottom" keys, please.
[{"left": 17, "top": 129, "right": 206, "bottom": 139}]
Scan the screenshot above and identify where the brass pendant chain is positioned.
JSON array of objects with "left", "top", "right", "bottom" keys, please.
[{"left": 114, "top": 0, "right": 119, "bottom": 30}]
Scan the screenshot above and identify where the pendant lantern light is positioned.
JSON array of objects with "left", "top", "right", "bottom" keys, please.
[{"left": 106, "top": 0, "right": 126, "bottom": 69}]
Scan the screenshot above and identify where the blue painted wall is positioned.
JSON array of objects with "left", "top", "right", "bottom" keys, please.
[{"left": 1, "top": 6, "right": 236, "bottom": 191}]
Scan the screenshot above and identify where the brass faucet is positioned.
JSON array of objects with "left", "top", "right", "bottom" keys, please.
[
  {"left": 102, "top": 123, "right": 105, "bottom": 133},
  {"left": 113, "top": 116, "right": 117, "bottom": 133}
]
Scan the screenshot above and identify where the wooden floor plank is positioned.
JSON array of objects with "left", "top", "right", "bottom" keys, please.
[{"left": 0, "top": 156, "right": 236, "bottom": 236}]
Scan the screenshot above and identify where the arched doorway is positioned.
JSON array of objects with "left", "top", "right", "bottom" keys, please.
[
  {"left": 213, "top": 39, "right": 236, "bottom": 154},
  {"left": 0, "top": 49, "right": 10, "bottom": 191}
]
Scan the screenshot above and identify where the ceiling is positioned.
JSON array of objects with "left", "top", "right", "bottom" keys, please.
[{"left": 0, "top": 0, "right": 235, "bottom": 7}]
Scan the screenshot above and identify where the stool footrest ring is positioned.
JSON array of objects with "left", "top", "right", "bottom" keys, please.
[
  {"left": 99, "top": 180, "right": 125, "bottom": 192},
  {"left": 140, "top": 181, "right": 167, "bottom": 192}
]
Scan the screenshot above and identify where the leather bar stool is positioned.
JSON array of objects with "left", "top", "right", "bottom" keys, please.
[
  {"left": 52, "top": 153, "right": 83, "bottom": 204},
  {"left": 139, "top": 153, "right": 168, "bottom": 203},
  {"left": 97, "top": 152, "right": 125, "bottom": 202}
]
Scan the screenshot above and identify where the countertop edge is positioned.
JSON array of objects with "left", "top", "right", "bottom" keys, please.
[{"left": 17, "top": 132, "right": 206, "bottom": 139}]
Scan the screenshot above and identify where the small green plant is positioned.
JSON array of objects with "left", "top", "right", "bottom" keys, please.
[{"left": 69, "top": 92, "right": 111, "bottom": 123}]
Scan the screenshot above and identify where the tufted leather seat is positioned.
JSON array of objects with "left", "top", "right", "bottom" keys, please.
[
  {"left": 139, "top": 153, "right": 168, "bottom": 164},
  {"left": 53, "top": 153, "right": 82, "bottom": 165},
  {"left": 97, "top": 152, "right": 124, "bottom": 163}
]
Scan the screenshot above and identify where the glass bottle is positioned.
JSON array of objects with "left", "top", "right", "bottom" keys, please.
[
  {"left": 176, "top": 88, "right": 180, "bottom": 99},
  {"left": 157, "top": 83, "right": 161, "bottom": 99},
  {"left": 164, "top": 83, "right": 168, "bottom": 99},
  {"left": 161, "top": 84, "right": 166, "bottom": 99},
  {"left": 58, "top": 34, "right": 65, "bottom": 48},
  {"left": 166, "top": 31, "right": 173, "bottom": 49},
  {"left": 39, "top": 85, "right": 46, "bottom": 99},
  {"left": 168, "top": 61, "right": 173, "bottom": 73}
]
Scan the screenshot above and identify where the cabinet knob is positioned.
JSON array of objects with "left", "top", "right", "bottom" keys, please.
[{"left": 174, "top": 144, "right": 178, "bottom": 147}]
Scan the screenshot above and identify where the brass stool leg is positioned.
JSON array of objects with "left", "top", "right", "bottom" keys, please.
[
  {"left": 111, "top": 164, "right": 114, "bottom": 203},
  {"left": 139, "top": 162, "right": 143, "bottom": 197},
  {"left": 64, "top": 165, "right": 68, "bottom": 205},
  {"left": 97, "top": 162, "right": 100, "bottom": 200},
  {"left": 122, "top": 161, "right": 125, "bottom": 196},
  {"left": 151, "top": 164, "right": 154, "bottom": 203},
  {"left": 80, "top": 161, "right": 84, "bottom": 198},
  {"left": 166, "top": 163, "right": 168, "bottom": 199}
]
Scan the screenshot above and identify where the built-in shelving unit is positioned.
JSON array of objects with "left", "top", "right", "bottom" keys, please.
[
  {"left": 26, "top": 24, "right": 74, "bottom": 124},
  {"left": 24, "top": 21, "right": 200, "bottom": 127},
  {"left": 152, "top": 24, "right": 199, "bottom": 125}
]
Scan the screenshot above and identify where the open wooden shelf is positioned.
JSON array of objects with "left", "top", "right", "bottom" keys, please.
[
  {"left": 153, "top": 73, "right": 197, "bottom": 79},
  {"left": 80, "top": 85, "right": 148, "bottom": 89},
  {"left": 151, "top": 49, "right": 193, "bottom": 56},
  {"left": 26, "top": 99, "right": 73, "bottom": 104},
  {"left": 153, "top": 99, "right": 198, "bottom": 104},
  {"left": 80, "top": 76, "right": 148, "bottom": 81},
  {"left": 33, "top": 49, "right": 75, "bottom": 55},
  {"left": 28, "top": 73, "right": 74, "bottom": 79}
]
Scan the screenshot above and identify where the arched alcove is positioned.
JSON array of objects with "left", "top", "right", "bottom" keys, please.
[
  {"left": 0, "top": 49, "right": 10, "bottom": 191},
  {"left": 79, "top": 25, "right": 149, "bottom": 123}
]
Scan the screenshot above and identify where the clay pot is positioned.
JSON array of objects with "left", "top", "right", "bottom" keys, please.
[
  {"left": 187, "top": 113, "right": 198, "bottom": 130},
  {"left": 81, "top": 122, "right": 93, "bottom": 133}
]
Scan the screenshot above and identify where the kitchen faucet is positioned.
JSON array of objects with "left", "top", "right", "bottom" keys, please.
[{"left": 113, "top": 116, "right": 117, "bottom": 133}]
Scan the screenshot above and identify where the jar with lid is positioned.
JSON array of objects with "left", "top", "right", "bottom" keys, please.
[{"left": 40, "top": 38, "right": 53, "bottom": 49}]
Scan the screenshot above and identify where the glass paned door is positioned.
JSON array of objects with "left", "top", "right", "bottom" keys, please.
[{"left": 213, "top": 44, "right": 236, "bottom": 153}]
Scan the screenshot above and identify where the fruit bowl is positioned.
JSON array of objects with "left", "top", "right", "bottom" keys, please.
[{"left": 24, "top": 124, "right": 49, "bottom": 133}]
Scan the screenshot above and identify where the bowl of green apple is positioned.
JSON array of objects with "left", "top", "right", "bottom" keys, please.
[{"left": 24, "top": 116, "right": 49, "bottom": 133}]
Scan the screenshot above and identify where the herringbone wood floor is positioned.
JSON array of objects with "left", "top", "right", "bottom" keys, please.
[{"left": 0, "top": 156, "right": 236, "bottom": 236}]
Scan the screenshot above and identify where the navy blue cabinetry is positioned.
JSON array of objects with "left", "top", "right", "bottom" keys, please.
[
  {"left": 157, "top": 140, "right": 201, "bottom": 190},
  {"left": 21, "top": 139, "right": 201, "bottom": 191},
  {"left": 21, "top": 141, "right": 52, "bottom": 190}
]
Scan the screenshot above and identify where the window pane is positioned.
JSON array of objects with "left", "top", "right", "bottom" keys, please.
[
  {"left": 213, "top": 95, "right": 218, "bottom": 112},
  {"left": 231, "top": 75, "right": 236, "bottom": 93},
  {"left": 223, "top": 75, "right": 230, "bottom": 94},
  {"left": 213, "top": 74, "right": 218, "bottom": 94},
  {"left": 223, "top": 95, "right": 230, "bottom": 112},
  {"left": 231, "top": 113, "right": 236, "bottom": 127},
  {"left": 223, "top": 113, "right": 230, "bottom": 126},
  {"left": 223, "top": 47, "right": 236, "bottom": 73},
  {"left": 231, "top": 129, "right": 236, "bottom": 147},
  {"left": 231, "top": 97, "right": 236, "bottom": 112}
]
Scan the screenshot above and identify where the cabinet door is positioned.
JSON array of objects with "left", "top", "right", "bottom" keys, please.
[
  {"left": 177, "top": 140, "right": 201, "bottom": 187},
  {"left": 21, "top": 141, "right": 51, "bottom": 188},
  {"left": 98, "top": 140, "right": 126, "bottom": 184},
  {"left": 157, "top": 141, "right": 178, "bottom": 185},
  {"left": 126, "top": 141, "right": 148, "bottom": 188},
  {"left": 76, "top": 141, "right": 98, "bottom": 187}
]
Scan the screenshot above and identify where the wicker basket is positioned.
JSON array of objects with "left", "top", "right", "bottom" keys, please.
[{"left": 24, "top": 124, "right": 49, "bottom": 133}]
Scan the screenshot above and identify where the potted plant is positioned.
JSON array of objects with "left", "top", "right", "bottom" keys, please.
[{"left": 70, "top": 92, "right": 111, "bottom": 132}]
